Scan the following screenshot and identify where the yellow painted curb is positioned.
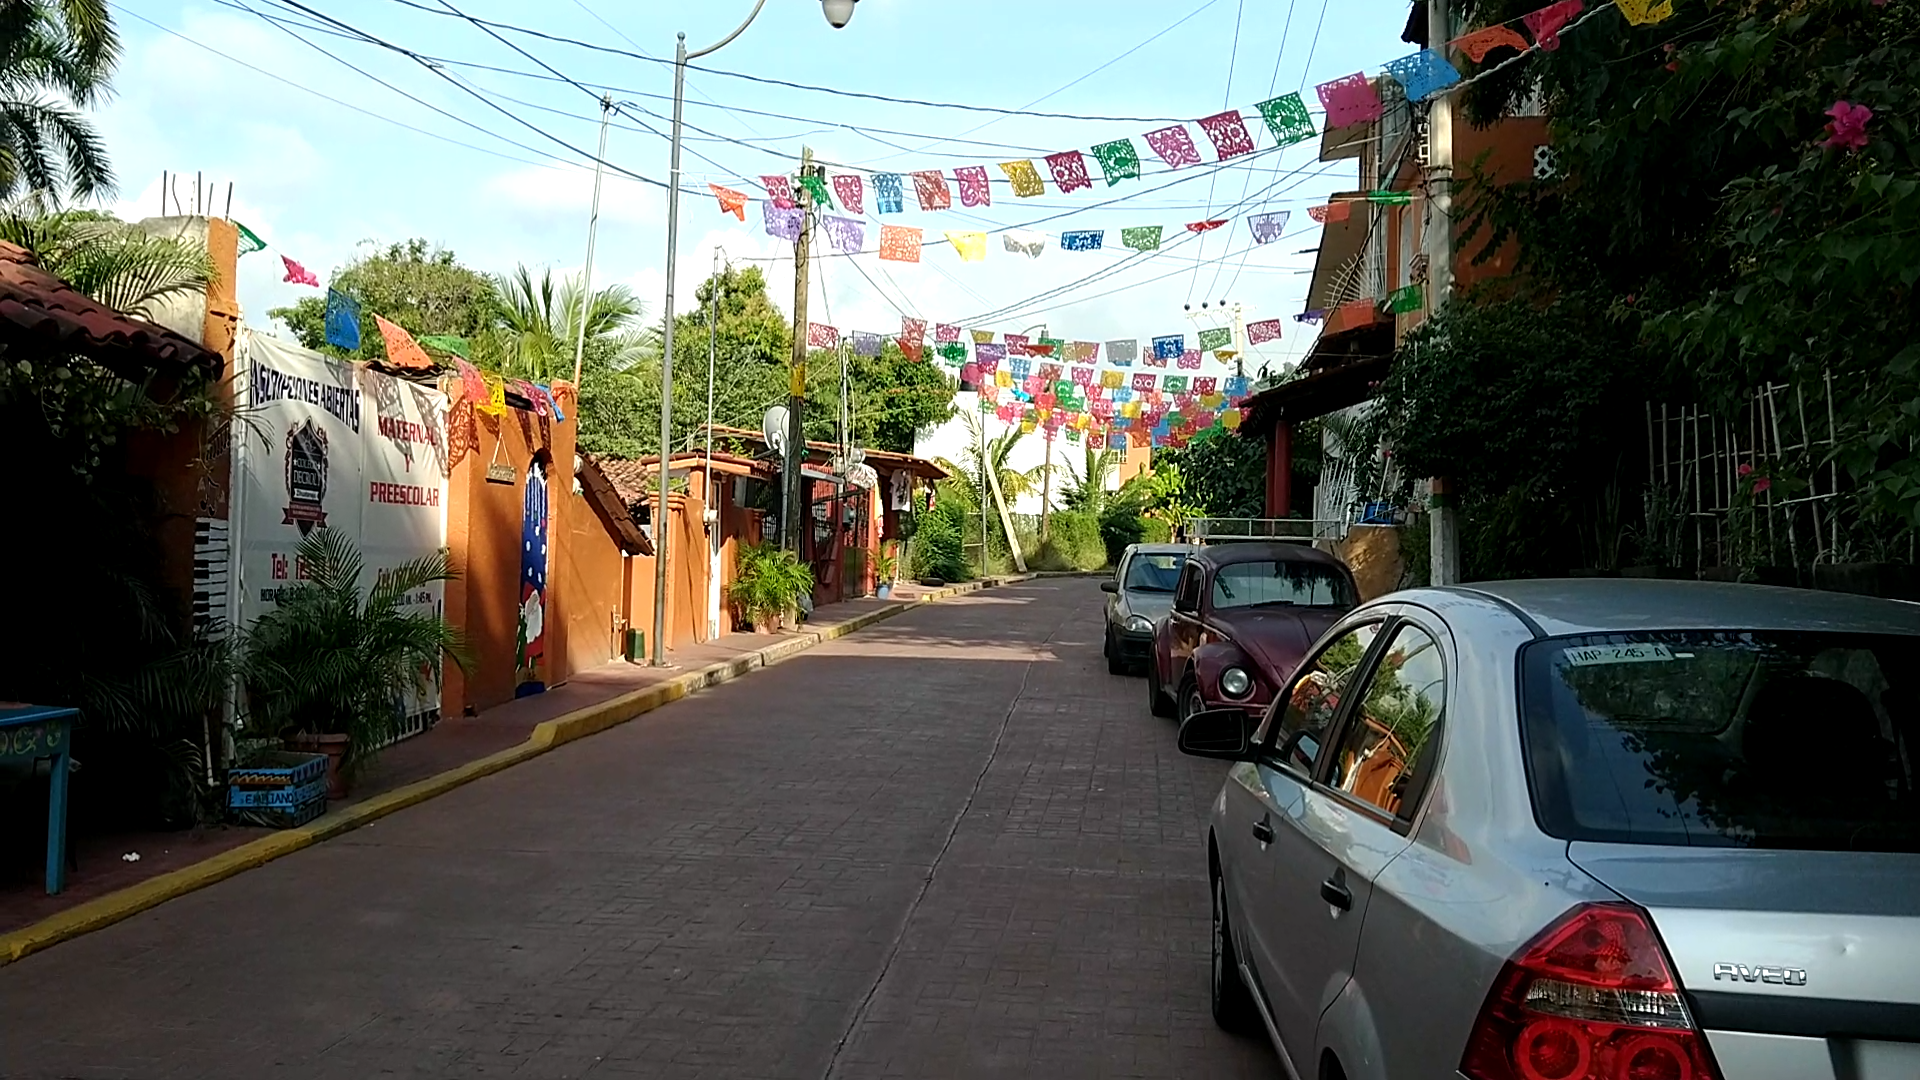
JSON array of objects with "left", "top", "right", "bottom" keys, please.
[{"left": 0, "top": 577, "right": 1029, "bottom": 969}]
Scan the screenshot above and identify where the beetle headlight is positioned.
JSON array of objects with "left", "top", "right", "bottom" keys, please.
[
  {"left": 1125, "top": 615, "right": 1153, "bottom": 634},
  {"left": 1220, "top": 666, "right": 1252, "bottom": 698}
]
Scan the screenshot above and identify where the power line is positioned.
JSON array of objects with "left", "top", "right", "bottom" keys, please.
[
  {"left": 1187, "top": 0, "right": 1250, "bottom": 305},
  {"left": 377, "top": 0, "right": 1204, "bottom": 123}
]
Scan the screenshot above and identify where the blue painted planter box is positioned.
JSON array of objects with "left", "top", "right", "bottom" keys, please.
[
  {"left": 228, "top": 751, "right": 326, "bottom": 791},
  {"left": 227, "top": 751, "right": 330, "bottom": 828}
]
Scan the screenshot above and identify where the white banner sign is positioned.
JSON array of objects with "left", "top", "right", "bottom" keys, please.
[{"left": 233, "top": 329, "right": 451, "bottom": 726}]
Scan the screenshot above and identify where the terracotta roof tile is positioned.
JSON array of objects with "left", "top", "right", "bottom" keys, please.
[{"left": 0, "top": 240, "right": 221, "bottom": 380}]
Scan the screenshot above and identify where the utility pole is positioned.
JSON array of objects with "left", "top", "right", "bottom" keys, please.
[
  {"left": 1040, "top": 433, "right": 1054, "bottom": 541},
  {"left": 784, "top": 147, "right": 817, "bottom": 556},
  {"left": 570, "top": 95, "right": 612, "bottom": 390},
  {"left": 1425, "top": 0, "right": 1461, "bottom": 586},
  {"left": 978, "top": 417, "right": 990, "bottom": 575}
]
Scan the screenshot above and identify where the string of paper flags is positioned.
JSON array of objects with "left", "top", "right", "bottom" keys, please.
[{"left": 704, "top": 0, "right": 1657, "bottom": 269}]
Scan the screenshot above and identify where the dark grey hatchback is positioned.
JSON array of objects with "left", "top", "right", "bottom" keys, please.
[{"left": 1101, "top": 543, "right": 1193, "bottom": 675}]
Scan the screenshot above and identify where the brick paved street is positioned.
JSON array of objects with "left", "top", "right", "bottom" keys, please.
[{"left": 0, "top": 579, "right": 1278, "bottom": 1079}]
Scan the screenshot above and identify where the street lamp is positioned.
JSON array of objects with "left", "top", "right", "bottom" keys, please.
[{"left": 650, "top": 0, "right": 858, "bottom": 666}]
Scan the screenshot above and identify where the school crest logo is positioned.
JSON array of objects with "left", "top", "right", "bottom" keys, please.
[{"left": 283, "top": 419, "right": 330, "bottom": 533}]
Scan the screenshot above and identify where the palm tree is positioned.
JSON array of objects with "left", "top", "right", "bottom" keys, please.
[
  {"left": 1058, "top": 445, "right": 1122, "bottom": 514},
  {"left": 482, "top": 263, "right": 653, "bottom": 381},
  {"left": 935, "top": 411, "right": 1043, "bottom": 512},
  {"left": 0, "top": 199, "right": 214, "bottom": 318},
  {"left": 1, "top": 0, "right": 120, "bottom": 200}
]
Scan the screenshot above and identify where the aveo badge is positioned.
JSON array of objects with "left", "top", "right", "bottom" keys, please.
[{"left": 1712, "top": 963, "right": 1808, "bottom": 987}]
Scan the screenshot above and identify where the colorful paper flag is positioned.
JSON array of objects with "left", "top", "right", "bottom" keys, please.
[
  {"left": 1296, "top": 309, "right": 1328, "bottom": 324},
  {"left": 899, "top": 317, "right": 926, "bottom": 362},
  {"left": 1164, "top": 375, "right": 1190, "bottom": 394},
  {"left": 852, "top": 331, "right": 882, "bottom": 357},
  {"left": 1254, "top": 93, "right": 1317, "bottom": 147},
  {"left": 1000, "top": 160, "right": 1046, "bottom": 198},
  {"left": 1224, "top": 376, "right": 1251, "bottom": 398},
  {"left": 1090, "top": 139, "right": 1141, "bottom": 186},
  {"left": 1039, "top": 339, "right": 1067, "bottom": 361},
  {"left": 874, "top": 173, "right": 905, "bottom": 214},
  {"left": 796, "top": 173, "right": 833, "bottom": 211},
  {"left": 1384, "top": 49, "right": 1463, "bottom": 102},
  {"left": 1524, "top": 0, "right": 1584, "bottom": 50},
  {"left": 832, "top": 174, "right": 865, "bottom": 214},
  {"left": 954, "top": 165, "right": 992, "bottom": 208},
  {"left": 821, "top": 215, "right": 865, "bottom": 255},
  {"left": 232, "top": 221, "right": 268, "bottom": 256},
  {"left": 1197, "top": 110, "right": 1257, "bottom": 159},
  {"left": 375, "top": 314, "right": 433, "bottom": 370},
  {"left": 807, "top": 323, "right": 839, "bottom": 348},
  {"left": 1221, "top": 408, "right": 1243, "bottom": 431},
  {"left": 324, "top": 289, "right": 360, "bottom": 351},
  {"left": 454, "top": 358, "right": 487, "bottom": 404},
  {"left": 1132, "top": 372, "right": 1157, "bottom": 392},
  {"left": 1068, "top": 342, "right": 1099, "bottom": 363},
  {"left": 1121, "top": 225, "right": 1163, "bottom": 252},
  {"left": 419, "top": 334, "right": 470, "bottom": 359},
  {"left": 1185, "top": 219, "right": 1228, "bottom": 233},
  {"left": 1317, "top": 72, "right": 1385, "bottom": 129},
  {"left": 1198, "top": 326, "right": 1232, "bottom": 352},
  {"left": 1106, "top": 340, "right": 1138, "bottom": 366},
  {"left": 1616, "top": 0, "right": 1674, "bottom": 25},
  {"left": 1247, "top": 318, "right": 1284, "bottom": 344},
  {"left": 1100, "top": 370, "right": 1124, "bottom": 390},
  {"left": 935, "top": 324, "right": 961, "bottom": 343},
  {"left": 1388, "top": 284, "right": 1426, "bottom": 314},
  {"left": 1368, "top": 190, "right": 1414, "bottom": 205},
  {"left": 1004, "top": 333, "right": 1030, "bottom": 356},
  {"left": 913, "top": 171, "right": 952, "bottom": 211},
  {"left": 764, "top": 202, "right": 803, "bottom": 241},
  {"left": 1194, "top": 376, "right": 1219, "bottom": 395},
  {"left": 1145, "top": 125, "right": 1203, "bottom": 169},
  {"left": 1152, "top": 335, "right": 1184, "bottom": 361},
  {"left": 1045, "top": 150, "right": 1093, "bottom": 194},
  {"left": 281, "top": 255, "right": 319, "bottom": 287},
  {"left": 709, "top": 183, "right": 749, "bottom": 221},
  {"left": 1177, "top": 350, "right": 1203, "bottom": 370},
  {"left": 1060, "top": 230, "right": 1104, "bottom": 252},
  {"left": 1456, "top": 24, "right": 1532, "bottom": 62},
  {"left": 477, "top": 375, "right": 506, "bottom": 417},
  {"left": 946, "top": 231, "right": 987, "bottom": 262},
  {"left": 1003, "top": 230, "right": 1046, "bottom": 258},
  {"left": 1308, "top": 202, "right": 1353, "bottom": 224},
  {"left": 878, "top": 224, "right": 922, "bottom": 262},
  {"left": 1247, "top": 210, "right": 1292, "bottom": 245},
  {"left": 938, "top": 342, "right": 968, "bottom": 364},
  {"left": 976, "top": 343, "right": 1006, "bottom": 367},
  {"left": 761, "top": 174, "right": 795, "bottom": 210}
]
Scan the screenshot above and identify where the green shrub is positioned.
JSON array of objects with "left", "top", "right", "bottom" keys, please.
[
  {"left": 1141, "top": 517, "right": 1172, "bottom": 543},
  {"left": 729, "top": 543, "right": 814, "bottom": 624},
  {"left": 911, "top": 500, "right": 968, "bottom": 582},
  {"left": 1099, "top": 505, "right": 1146, "bottom": 565},
  {"left": 1030, "top": 510, "right": 1107, "bottom": 571}
]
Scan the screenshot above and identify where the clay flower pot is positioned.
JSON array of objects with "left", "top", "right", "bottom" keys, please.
[{"left": 286, "top": 732, "right": 350, "bottom": 800}]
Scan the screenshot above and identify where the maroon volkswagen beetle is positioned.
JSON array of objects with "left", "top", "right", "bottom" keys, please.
[{"left": 1147, "top": 542, "right": 1360, "bottom": 724}]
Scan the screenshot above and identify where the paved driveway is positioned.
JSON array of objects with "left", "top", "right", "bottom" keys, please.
[{"left": 0, "top": 579, "right": 1277, "bottom": 1079}]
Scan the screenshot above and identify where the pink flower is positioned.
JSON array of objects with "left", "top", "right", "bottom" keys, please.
[
  {"left": 1824, "top": 101, "right": 1872, "bottom": 152},
  {"left": 1737, "top": 463, "right": 1754, "bottom": 477},
  {"left": 1753, "top": 477, "right": 1772, "bottom": 495}
]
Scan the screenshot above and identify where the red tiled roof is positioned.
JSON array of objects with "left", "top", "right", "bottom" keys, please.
[{"left": 0, "top": 240, "right": 221, "bottom": 380}]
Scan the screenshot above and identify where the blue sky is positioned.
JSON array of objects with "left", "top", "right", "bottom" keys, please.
[{"left": 98, "top": 0, "right": 1413, "bottom": 376}]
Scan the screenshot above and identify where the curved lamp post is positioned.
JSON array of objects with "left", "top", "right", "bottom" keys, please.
[{"left": 651, "top": 0, "right": 858, "bottom": 666}]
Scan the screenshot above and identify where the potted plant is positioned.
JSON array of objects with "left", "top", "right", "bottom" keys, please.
[
  {"left": 242, "top": 529, "right": 470, "bottom": 800},
  {"left": 728, "top": 542, "right": 814, "bottom": 634},
  {"left": 872, "top": 544, "right": 899, "bottom": 599}
]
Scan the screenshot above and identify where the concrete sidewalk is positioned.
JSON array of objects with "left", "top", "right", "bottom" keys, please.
[{"left": 0, "top": 576, "right": 1027, "bottom": 964}]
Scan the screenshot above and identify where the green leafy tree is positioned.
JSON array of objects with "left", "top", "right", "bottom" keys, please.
[
  {"left": 1057, "top": 446, "right": 1123, "bottom": 513},
  {"left": 1156, "top": 430, "right": 1268, "bottom": 518},
  {"left": 935, "top": 411, "right": 1043, "bottom": 512},
  {"left": 269, "top": 239, "right": 497, "bottom": 362},
  {"left": 485, "top": 263, "right": 652, "bottom": 382},
  {"left": 1, "top": 0, "right": 119, "bottom": 200}
]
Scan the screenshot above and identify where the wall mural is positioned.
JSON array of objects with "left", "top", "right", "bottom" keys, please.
[{"left": 516, "top": 461, "right": 549, "bottom": 697}]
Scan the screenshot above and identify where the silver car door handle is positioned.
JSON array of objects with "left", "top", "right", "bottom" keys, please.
[{"left": 1251, "top": 817, "right": 1275, "bottom": 844}]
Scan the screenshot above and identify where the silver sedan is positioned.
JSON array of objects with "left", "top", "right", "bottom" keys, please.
[{"left": 1178, "top": 579, "right": 1920, "bottom": 1080}]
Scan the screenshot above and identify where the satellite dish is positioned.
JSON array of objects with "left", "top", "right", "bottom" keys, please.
[
  {"left": 762, "top": 405, "right": 790, "bottom": 456},
  {"left": 847, "top": 463, "right": 879, "bottom": 490}
]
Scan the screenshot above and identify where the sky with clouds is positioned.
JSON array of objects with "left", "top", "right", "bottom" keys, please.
[{"left": 95, "top": 0, "right": 1411, "bottom": 384}]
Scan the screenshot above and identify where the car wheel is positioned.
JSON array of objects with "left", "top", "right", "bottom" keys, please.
[
  {"left": 1178, "top": 676, "right": 1207, "bottom": 726},
  {"left": 1211, "top": 865, "right": 1260, "bottom": 1035},
  {"left": 1105, "top": 629, "right": 1127, "bottom": 676},
  {"left": 1148, "top": 659, "right": 1174, "bottom": 717}
]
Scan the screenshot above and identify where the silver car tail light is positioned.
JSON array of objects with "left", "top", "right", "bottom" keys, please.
[{"left": 1461, "top": 903, "right": 1725, "bottom": 1080}]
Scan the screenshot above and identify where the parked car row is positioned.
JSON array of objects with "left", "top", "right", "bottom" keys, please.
[{"left": 1100, "top": 551, "right": 1920, "bottom": 1080}]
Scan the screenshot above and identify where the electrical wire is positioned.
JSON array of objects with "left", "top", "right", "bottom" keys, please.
[
  {"left": 1187, "top": 0, "right": 1250, "bottom": 306},
  {"left": 377, "top": 0, "right": 1206, "bottom": 123}
]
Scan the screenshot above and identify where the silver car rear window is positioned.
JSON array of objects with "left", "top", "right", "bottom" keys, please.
[{"left": 1519, "top": 631, "right": 1920, "bottom": 853}]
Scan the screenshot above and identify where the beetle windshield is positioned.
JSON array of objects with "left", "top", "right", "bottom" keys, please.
[
  {"left": 1520, "top": 631, "right": 1920, "bottom": 853},
  {"left": 1210, "top": 560, "right": 1354, "bottom": 610},
  {"left": 1124, "top": 553, "right": 1185, "bottom": 592}
]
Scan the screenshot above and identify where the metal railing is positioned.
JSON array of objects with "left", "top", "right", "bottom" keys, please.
[{"left": 1187, "top": 518, "right": 1351, "bottom": 544}]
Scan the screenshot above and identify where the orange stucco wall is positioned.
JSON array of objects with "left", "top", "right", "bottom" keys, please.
[{"left": 1455, "top": 116, "right": 1549, "bottom": 294}]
